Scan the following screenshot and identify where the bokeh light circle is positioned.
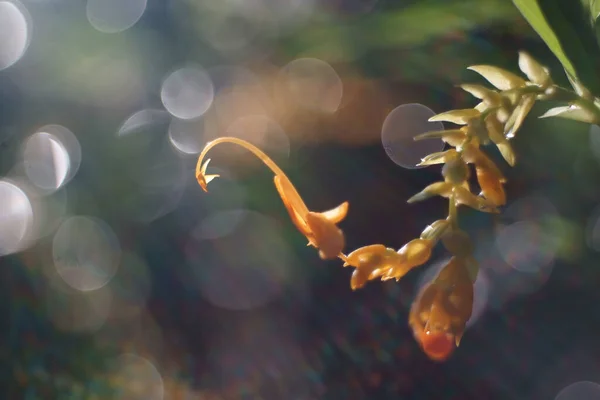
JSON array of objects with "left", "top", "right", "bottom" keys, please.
[
  {"left": 226, "top": 114, "right": 290, "bottom": 158},
  {"left": 86, "top": 0, "right": 147, "bottom": 34},
  {"left": 23, "top": 132, "right": 70, "bottom": 191},
  {"left": 110, "top": 353, "right": 164, "bottom": 400},
  {"left": 161, "top": 66, "right": 215, "bottom": 120},
  {"left": 279, "top": 58, "right": 343, "bottom": 113},
  {"left": 555, "top": 381, "right": 600, "bottom": 400},
  {"left": 35, "top": 125, "right": 82, "bottom": 186},
  {"left": 46, "top": 285, "right": 112, "bottom": 333},
  {"left": 0, "top": 179, "right": 34, "bottom": 256},
  {"left": 52, "top": 216, "right": 121, "bottom": 291},
  {"left": 0, "top": 0, "right": 31, "bottom": 71},
  {"left": 192, "top": 209, "right": 247, "bottom": 241},
  {"left": 168, "top": 117, "right": 205, "bottom": 155},
  {"left": 495, "top": 220, "right": 557, "bottom": 273},
  {"left": 118, "top": 109, "right": 170, "bottom": 137},
  {"left": 381, "top": 103, "right": 445, "bottom": 169}
]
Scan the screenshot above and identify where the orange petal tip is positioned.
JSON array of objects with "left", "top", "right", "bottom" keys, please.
[{"left": 419, "top": 331, "right": 456, "bottom": 362}]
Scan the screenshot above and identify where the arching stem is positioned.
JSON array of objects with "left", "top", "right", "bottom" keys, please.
[{"left": 196, "top": 137, "right": 309, "bottom": 215}]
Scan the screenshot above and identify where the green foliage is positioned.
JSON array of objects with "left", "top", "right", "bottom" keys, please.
[{"left": 513, "top": 0, "right": 600, "bottom": 95}]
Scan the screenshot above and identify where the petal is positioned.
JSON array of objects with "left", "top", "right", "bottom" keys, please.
[
  {"left": 496, "top": 145, "right": 516, "bottom": 166},
  {"left": 453, "top": 186, "right": 499, "bottom": 213},
  {"left": 343, "top": 244, "right": 388, "bottom": 267},
  {"left": 429, "top": 109, "right": 480, "bottom": 125},
  {"left": 351, "top": 269, "right": 369, "bottom": 290},
  {"left": 418, "top": 330, "right": 456, "bottom": 362},
  {"left": 200, "top": 158, "right": 211, "bottom": 175},
  {"left": 461, "top": 144, "right": 506, "bottom": 182},
  {"left": 204, "top": 174, "right": 219, "bottom": 185},
  {"left": 407, "top": 182, "right": 454, "bottom": 204},
  {"left": 305, "top": 212, "right": 345, "bottom": 259},
  {"left": 434, "top": 257, "right": 473, "bottom": 288},
  {"left": 319, "top": 201, "right": 349, "bottom": 224},
  {"left": 485, "top": 115, "right": 515, "bottom": 166},
  {"left": 417, "top": 149, "right": 459, "bottom": 166},
  {"left": 476, "top": 168, "right": 506, "bottom": 206},
  {"left": 467, "top": 65, "right": 527, "bottom": 90},
  {"left": 538, "top": 104, "right": 598, "bottom": 124},
  {"left": 505, "top": 94, "right": 536, "bottom": 138},
  {"left": 518, "top": 51, "right": 551, "bottom": 86},
  {"left": 196, "top": 159, "right": 220, "bottom": 192},
  {"left": 459, "top": 84, "right": 503, "bottom": 105},
  {"left": 413, "top": 129, "right": 466, "bottom": 147},
  {"left": 474, "top": 102, "right": 488, "bottom": 112}
]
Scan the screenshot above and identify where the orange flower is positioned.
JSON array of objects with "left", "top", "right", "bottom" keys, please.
[
  {"left": 341, "top": 244, "right": 402, "bottom": 290},
  {"left": 273, "top": 174, "right": 348, "bottom": 259},
  {"left": 196, "top": 137, "right": 349, "bottom": 260},
  {"left": 341, "top": 238, "right": 435, "bottom": 289},
  {"left": 408, "top": 256, "right": 474, "bottom": 362}
]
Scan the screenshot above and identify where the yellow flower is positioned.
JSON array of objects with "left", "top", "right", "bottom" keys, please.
[
  {"left": 408, "top": 256, "right": 474, "bottom": 362},
  {"left": 196, "top": 137, "right": 349, "bottom": 260}
]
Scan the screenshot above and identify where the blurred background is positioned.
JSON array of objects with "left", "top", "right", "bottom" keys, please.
[{"left": 2, "top": 0, "right": 600, "bottom": 399}]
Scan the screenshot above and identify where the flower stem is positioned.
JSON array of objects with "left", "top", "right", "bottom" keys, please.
[
  {"left": 196, "top": 136, "right": 309, "bottom": 215},
  {"left": 448, "top": 193, "right": 458, "bottom": 230}
]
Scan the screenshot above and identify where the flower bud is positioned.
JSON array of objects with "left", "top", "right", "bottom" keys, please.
[
  {"left": 420, "top": 219, "right": 451, "bottom": 242},
  {"left": 398, "top": 238, "right": 433, "bottom": 268},
  {"left": 408, "top": 257, "right": 474, "bottom": 361},
  {"left": 518, "top": 51, "right": 551, "bottom": 87},
  {"left": 441, "top": 229, "right": 474, "bottom": 257},
  {"left": 442, "top": 157, "right": 470, "bottom": 184}
]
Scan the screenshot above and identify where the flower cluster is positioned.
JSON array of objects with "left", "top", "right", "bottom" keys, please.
[
  {"left": 339, "top": 51, "right": 556, "bottom": 360},
  {"left": 195, "top": 52, "right": 564, "bottom": 362}
]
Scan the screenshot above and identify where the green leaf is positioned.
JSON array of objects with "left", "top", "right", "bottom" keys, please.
[
  {"left": 513, "top": 0, "right": 600, "bottom": 95},
  {"left": 512, "top": 0, "right": 578, "bottom": 78},
  {"left": 584, "top": 0, "right": 600, "bottom": 23}
]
